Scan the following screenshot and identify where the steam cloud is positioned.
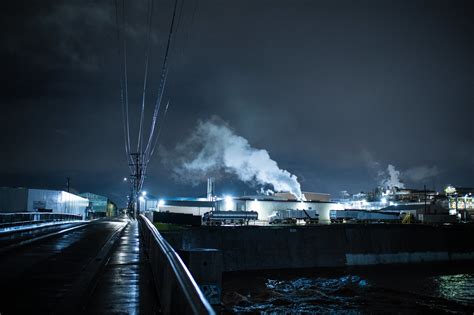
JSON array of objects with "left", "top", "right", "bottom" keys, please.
[
  {"left": 380, "top": 164, "right": 405, "bottom": 189},
  {"left": 404, "top": 166, "right": 440, "bottom": 182},
  {"left": 173, "top": 117, "right": 304, "bottom": 200},
  {"left": 362, "top": 151, "right": 440, "bottom": 190}
]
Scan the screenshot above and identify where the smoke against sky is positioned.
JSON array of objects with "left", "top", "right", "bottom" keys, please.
[
  {"left": 363, "top": 150, "right": 441, "bottom": 190},
  {"left": 0, "top": 0, "right": 473, "bottom": 203},
  {"left": 381, "top": 164, "right": 405, "bottom": 189},
  {"left": 404, "top": 166, "right": 441, "bottom": 183},
  {"left": 169, "top": 117, "right": 304, "bottom": 199}
]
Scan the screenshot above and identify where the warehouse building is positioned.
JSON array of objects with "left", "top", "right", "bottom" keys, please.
[
  {"left": 155, "top": 198, "right": 214, "bottom": 216},
  {"left": 138, "top": 193, "right": 159, "bottom": 212},
  {"left": 444, "top": 186, "right": 474, "bottom": 219},
  {"left": 155, "top": 192, "right": 342, "bottom": 223},
  {"left": 0, "top": 187, "right": 89, "bottom": 219},
  {"left": 214, "top": 193, "right": 343, "bottom": 223},
  {"left": 79, "top": 192, "right": 118, "bottom": 218}
]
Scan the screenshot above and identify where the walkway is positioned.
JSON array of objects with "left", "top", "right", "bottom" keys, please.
[{"left": 86, "top": 219, "right": 161, "bottom": 314}]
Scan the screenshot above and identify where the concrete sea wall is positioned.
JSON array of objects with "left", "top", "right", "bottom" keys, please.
[{"left": 166, "top": 224, "right": 474, "bottom": 271}]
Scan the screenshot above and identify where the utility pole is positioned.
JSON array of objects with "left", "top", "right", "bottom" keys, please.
[
  {"left": 66, "top": 177, "right": 70, "bottom": 193},
  {"left": 130, "top": 152, "right": 144, "bottom": 218},
  {"left": 424, "top": 184, "right": 427, "bottom": 214}
]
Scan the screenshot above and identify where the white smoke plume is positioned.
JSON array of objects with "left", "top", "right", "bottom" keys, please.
[
  {"left": 380, "top": 164, "right": 405, "bottom": 189},
  {"left": 173, "top": 117, "right": 304, "bottom": 200},
  {"left": 361, "top": 151, "right": 438, "bottom": 189},
  {"left": 404, "top": 166, "right": 440, "bottom": 182},
  {"left": 258, "top": 187, "right": 275, "bottom": 196}
]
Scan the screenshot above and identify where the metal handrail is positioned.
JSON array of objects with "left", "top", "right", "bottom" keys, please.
[
  {"left": 0, "top": 213, "right": 82, "bottom": 224},
  {"left": 138, "top": 214, "right": 215, "bottom": 315}
]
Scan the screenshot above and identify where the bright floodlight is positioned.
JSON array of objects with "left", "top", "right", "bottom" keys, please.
[
  {"left": 123, "top": 177, "right": 127, "bottom": 182},
  {"left": 224, "top": 195, "right": 234, "bottom": 210},
  {"left": 142, "top": 191, "right": 147, "bottom": 196},
  {"left": 158, "top": 199, "right": 165, "bottom": 206}
]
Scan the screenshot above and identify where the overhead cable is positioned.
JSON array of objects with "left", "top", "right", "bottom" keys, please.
[
  {"left": 137, "top": 0, "right": 155, "bottom": 153},
  {"left": 144, "top": 0, "right": 179, "bottom": 157}
]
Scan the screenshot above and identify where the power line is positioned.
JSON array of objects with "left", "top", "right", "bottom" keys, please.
[
  {"left": 113, "top": 0, "right": 185, "bottom": 211},
  {"left": 122, "top": 0, "right": 131, "bottom": 160},
  {"left": 114, "top": 0, "right": 133, "bottom": 170},
  {"left": 137, "top": 0, "right": 155, "bottom": 153},
  {"left": 144, "top": 0, "right": 179, "bottom": 156},
  {"left": 141, "top": 100, "right": 170, "bottom": 190}
]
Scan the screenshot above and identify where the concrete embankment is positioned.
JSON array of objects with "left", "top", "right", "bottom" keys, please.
[{"left": 163, "top": 224, "right": 474, "bottom": 271}]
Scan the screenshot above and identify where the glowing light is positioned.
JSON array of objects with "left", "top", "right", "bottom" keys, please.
[
  {"left": 142, "top": 191, "right": 147, "bottom": 196},
  {"left": 381, "top": 197, "right": 387, "bottom": 204},
  {"left": 445, "top": 186, "right": 456, "bottom": 194},
  {"left": 139, "top": 196, "right": 145, "bottom": 202},
  {"left": 123, "top": 177, "right": 127, "bottom": 182},
  {"left": 224, "top": 195, "right": 234, "bottom": 210},
  {"left": 158, "top": 199, "right": 165, "bottom": 206}
]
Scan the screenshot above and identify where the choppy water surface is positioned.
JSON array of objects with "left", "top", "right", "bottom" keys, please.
[{"left": 222, "top": 263, "right": 474, "bottom": 314}]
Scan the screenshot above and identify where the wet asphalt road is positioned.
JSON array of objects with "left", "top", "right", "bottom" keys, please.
[
  {"left": 0, "top": 218, "right": 158, "bottom": 314},
  {"left": 85, "top": 220, "right": 160, "bottom": 314}
]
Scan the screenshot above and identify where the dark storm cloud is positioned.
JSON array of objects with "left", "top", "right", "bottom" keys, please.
[{"left": 1, "top": 0, "right": 473, "bottom": 203}]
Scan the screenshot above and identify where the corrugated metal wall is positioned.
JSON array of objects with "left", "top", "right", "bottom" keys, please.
[{"left": 26, "top": 189, "right": 88, "bottom": 218}]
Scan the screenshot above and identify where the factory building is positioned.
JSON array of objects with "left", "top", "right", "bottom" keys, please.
[
  {"left": 0, "top": 187, "right": 89, "bottom": 219},
  {"left": 138, "top": 193, "right": 159, "bottom": 212},
  {"left": 444, "top": 186, "right": 474, "bottom": 218},
  {"left": 79, "top": 192, "right": 118, "bottom": 218},
  {"left": 215, "top": 194, "right": 342, "bottom": 223},
  {"left": 390, "top": 188, "right": 437, "bottom": 203},
  {"left": 155, "top": 198, "right": 214, "bottom": 216},
  {"left": 339, "top": 187, "right": 439, "bottom": 210},
  {"left": 154, "top": 192, "right": 342, "bottom": 223}
]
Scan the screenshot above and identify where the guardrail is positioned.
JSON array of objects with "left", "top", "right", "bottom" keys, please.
[
  {"left": 0, "top": 213, "right": 83, "bottom": 226},
  {"left": 138, "top": 214, "right": 215, "bottom": 315}
]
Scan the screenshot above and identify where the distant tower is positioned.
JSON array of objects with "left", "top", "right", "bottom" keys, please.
[
  {"left": 66, "top": 177, "right": 70, "bottom": 192},
  {"left": 207, "top": 178, "right": 215, "bottom": 201}
]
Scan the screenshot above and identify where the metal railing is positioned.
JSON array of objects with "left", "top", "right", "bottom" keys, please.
[
  {"left": 0, "top": 212, "right": 82, "bottom": 226},
  {"left": 138, "top": 214, "right": 215, "bottom": 315}
]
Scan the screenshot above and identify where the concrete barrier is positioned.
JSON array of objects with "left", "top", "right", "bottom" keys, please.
[
  {"left": 0, "top": 212, "right": 82, "bottom": 226},
  {"left": 172, "top": 224, "right": 474, "bottom": 271},
  {"left": 138, "top": 215, "right": 215, "bottom": 315},
  {"left": 179, "top": 249, "right": 223, "bottom": 305}
]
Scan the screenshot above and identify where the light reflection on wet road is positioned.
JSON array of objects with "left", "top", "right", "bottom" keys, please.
[
  {"left": 85, "top": 219, "right": 160, "bottom": 314},
  {"left": 0, "top": 219, "right": 126, "bottom": 313}
]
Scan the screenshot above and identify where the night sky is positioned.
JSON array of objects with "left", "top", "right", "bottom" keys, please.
[{"left": 1, "top": 0, "right": 473, "bottom": 205}]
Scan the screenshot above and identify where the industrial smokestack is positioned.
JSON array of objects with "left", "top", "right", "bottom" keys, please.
[{"left": 207, "top": 177, "right": 214, "bottom": 201}]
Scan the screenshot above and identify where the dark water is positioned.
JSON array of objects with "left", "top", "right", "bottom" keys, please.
[{"left": 221, "top": 263, "right": 474, "bottom": 314}]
